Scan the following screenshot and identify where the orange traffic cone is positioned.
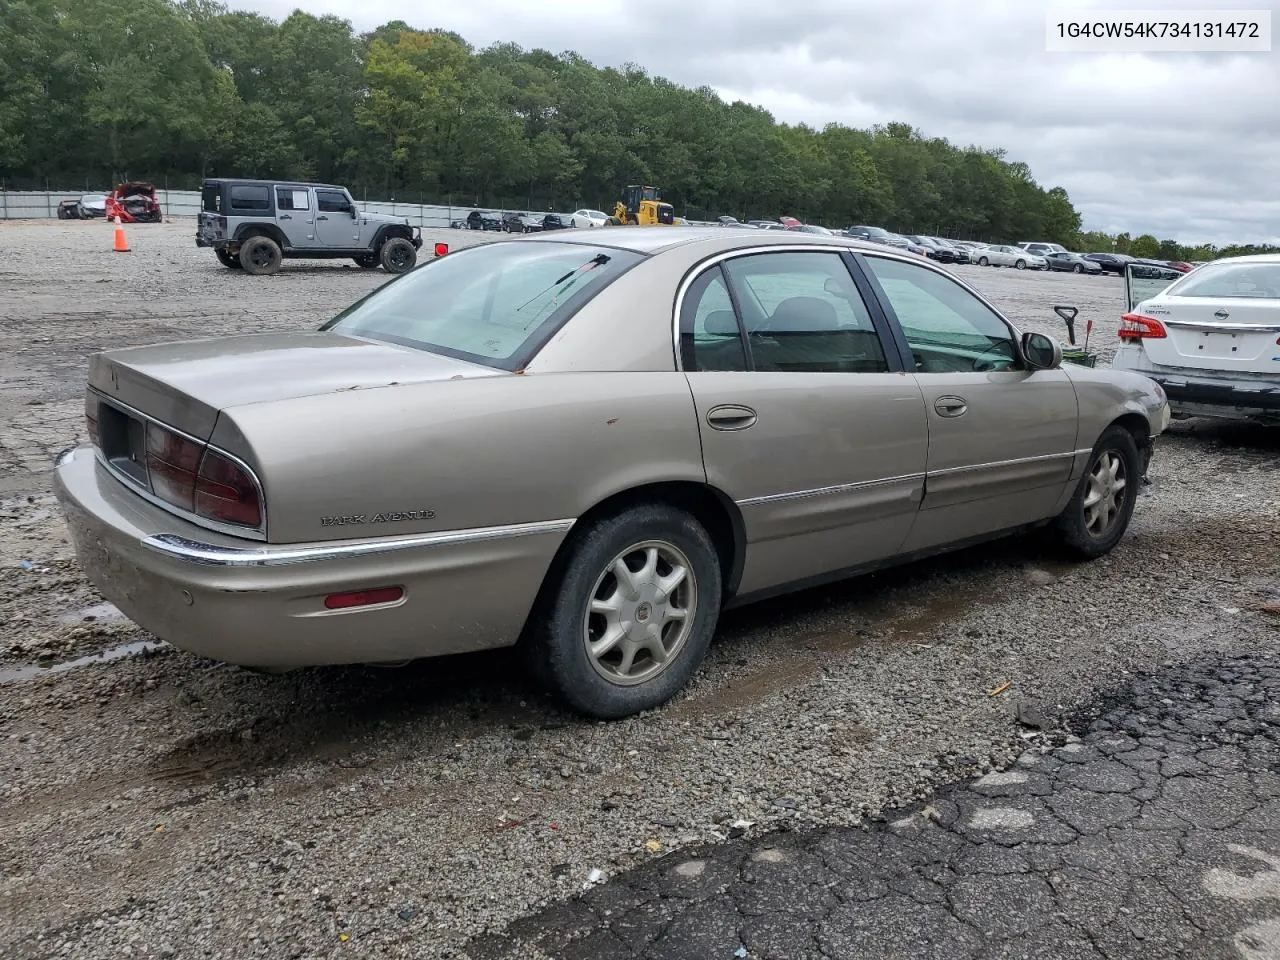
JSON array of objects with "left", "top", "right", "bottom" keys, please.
[{"left": 112, "top": 216, "right": 130, "bottom": 253}]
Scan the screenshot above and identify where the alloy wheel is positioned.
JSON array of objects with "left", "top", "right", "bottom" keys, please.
[
  {"left": 582, "top": 540, "right": 697, "bottom": 686},
  {"left": 1083, "top": 450, "right": 1127, "bottom": 538}
]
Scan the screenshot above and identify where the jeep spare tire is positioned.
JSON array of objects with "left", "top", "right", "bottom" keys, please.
[
  {"left": 380, "top": 237, "right": 416, "bottom": 274},
  {"left": 239, "top": 236, "right": 282, "bottom": 276}
]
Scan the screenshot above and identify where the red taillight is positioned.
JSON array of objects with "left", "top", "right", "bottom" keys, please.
[
  {"left": 145, "top": 423, "right": 202, "bottom": 510},
  {"left": 323, "top": 587, "right": 403, "bottom": 610},
  {"left": 144, "top": 422, "right": 262, "bottom": 529},
  {"left": 434, "top": 242, "right": 448, "bottom": 257},
  {"left": 1118, "top": 313, "right": 1167, "bottom": 341},
  {"left": 195, "top": 449, "right": 262, "bottom": 528}
]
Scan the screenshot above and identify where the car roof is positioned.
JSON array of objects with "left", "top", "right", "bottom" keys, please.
[
  {"left": 514, "top": 225, "right": 887, "bottom": 256},
  {"left": 203, "top": 178, "right": 346, "bottom": 190}
]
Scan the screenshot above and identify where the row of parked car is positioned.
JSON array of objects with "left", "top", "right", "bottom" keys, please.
[{"left": 713, "top": 217, "right": 1201, "bottom": 278}]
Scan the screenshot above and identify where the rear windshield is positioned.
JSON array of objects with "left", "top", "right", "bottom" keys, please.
[
  {"left": 1165, "top": 261, "right": 1280, "bottom": 300},
  {"left": 322, "top": 241, "right": 644, "bottom": 370},
  {"left": 202, "top": 184, "right": 221, "bottom": 213}
]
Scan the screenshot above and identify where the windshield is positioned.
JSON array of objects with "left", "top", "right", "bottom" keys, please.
[
  {"left": 1164, "top": 261, "right": 1280, "bottom": 300},
  {"left": 322, "top": 241, "right": 643, "bottom": 369}
]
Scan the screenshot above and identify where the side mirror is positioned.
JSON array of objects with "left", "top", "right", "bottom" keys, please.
[{"left": 1022, "top": 332, "right": 1062, "bottom": 370}]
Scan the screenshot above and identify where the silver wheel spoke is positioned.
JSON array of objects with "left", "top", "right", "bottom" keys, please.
[
  {"left": 612, "top": 557, "right": 642, "bottom": 601},
  {"left": 656, "top": 564, "right": 687, "bottom": 601}
]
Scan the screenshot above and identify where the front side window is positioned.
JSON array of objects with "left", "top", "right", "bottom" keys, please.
[
  {"left": 864, "top": 255, "right": 1019, "bottom": 373},
  {"left": 721, "top": 251, "right": 889, "bottom": 374},
  {"left": 316, "top": 189, "right": 350, "bottom": 213},
  {"left": 1165, "top": 262, "right": 1280, "bottom": 301},
  {"left": 323, "top": 242, "right": 642, "bottom": 370}
]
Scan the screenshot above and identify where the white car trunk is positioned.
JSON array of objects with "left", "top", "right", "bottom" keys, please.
[{"left": 1140, "top": 296, "right": 1280, "bottom": 374}]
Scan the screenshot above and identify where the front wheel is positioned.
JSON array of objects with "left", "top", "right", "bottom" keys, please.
[
  {"left": 1053, "top": 426, "right": 1141, "bottom": 559},
  {"left": 1015, "top": 259, "right": 1026, "bottom": 270},
  {"left": 978, "top": 256, "right": 989, "bottom": 266},
  {"left": 1073, "top": 264, "right": 1083, "bottom": 273},
  {"left": 523, "top": 504, "right": 722, "bottom": 719},
  {"left": 379, "top": 237, "right": 417, "bottom": 274}
]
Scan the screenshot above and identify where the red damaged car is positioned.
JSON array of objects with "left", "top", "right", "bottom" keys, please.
[{"left": 104, "top": 182, "right": 162, "bottom": 223}]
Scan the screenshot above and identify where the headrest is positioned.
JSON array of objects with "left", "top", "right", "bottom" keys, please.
[
  {"left": 703, "top": 310, "right": 739, "bottom": 336},
  {"left": 768, "top": 296, "right": 839, "bottom": 331}
]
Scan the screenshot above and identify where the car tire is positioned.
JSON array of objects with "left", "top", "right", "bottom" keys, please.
[
  {"left": 1053, "top": 425, "right": 1141, "bottom": 560},
  {"left": 607, "top": 216, "right": 623, "bottom": 226},
  {"left": 353, "top": 255, "right": 378, "bottom": 269},
  {"left": 978, "top": 256, "right": 989, "bottom": 266},
  {"left": 1015, "top": 259, "right": 1026, "bottom": 270},
  {"left": 239, "top": 236, "right": 282, "bottom": 275},
  {"left": 380, "top": 237, "right": 417, "bottom": 274},
  {"left": 215, "top": 248, "right": 243, "bottom": 270},
  {"left": 523, "top": 504, "right": 722, "bottom": 720},
  {"left": 1073, "top": 264, "right": 1083, "bottom": 273}
]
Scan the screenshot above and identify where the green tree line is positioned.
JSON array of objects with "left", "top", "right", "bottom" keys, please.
[{"left": 1, "top": 0, "right": 1273, "bottom": 258}]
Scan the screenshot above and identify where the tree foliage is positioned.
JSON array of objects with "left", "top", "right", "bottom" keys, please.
[{"left": 1, "top": 0, "right": 1273, "bottom": 256}]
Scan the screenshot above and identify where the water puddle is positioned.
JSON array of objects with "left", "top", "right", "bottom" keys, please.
[
  {"left": 0, "top": 640, "right": 168, "bottom": 684},
  {"left": 57, "top": 602, "right": 126, "bottom": 625}
]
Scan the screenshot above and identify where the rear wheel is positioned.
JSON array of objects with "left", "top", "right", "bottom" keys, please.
[
  {"left": 380, "top": 237, "right": 417, "bottom": 274},
  {"left": 978, "top": 256, "right": 989, "bottom": 266},
  {"left": 353, "top": 255, "right": 378, "bottom": 269},
  {"left": 523, "top": 504, "right": 722, "bottom": 719},
  {"left": 1053, "top": 426, "right": 1140, "bottom": 559},
  {"left": 1015, "top": 259, "right": 1026, "bottom": 270},
  {"left": 239, "top": 236, "right": 282, "bottom": 275},
  {"left": 215, "top": 248, "right": 242, "bottom": 270},
  {"left": 1073, "top": 263, "right": 1083, "bottom": 273}
]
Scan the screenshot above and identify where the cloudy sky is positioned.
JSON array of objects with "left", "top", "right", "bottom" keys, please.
[{"left": 238, "top": 0, "right": 1279, "bottom": 245}]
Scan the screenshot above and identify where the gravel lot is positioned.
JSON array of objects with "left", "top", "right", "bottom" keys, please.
[{"left": 1, "top": 219, "right": 1277, "bottom": 959}]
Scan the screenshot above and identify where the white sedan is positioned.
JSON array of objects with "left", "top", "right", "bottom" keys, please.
[
  {"left": 971, "top": 244, "right": 1047, "bottom": 270},
  {"left": 1112, "top": 255, "right": 1280, "bottom": 424},
  {"left": 569, "top": 209, "right": 611, "bottom": 228}
]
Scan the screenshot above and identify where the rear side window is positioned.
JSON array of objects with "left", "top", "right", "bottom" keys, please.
[
  {"left": 680, "top": 267, "right": 746, "bottom": 372},
  {"left": 229, "top": 185, "right": 270, "bottom": 211},
  {"left": 719, "top": 251, "right": 889, "bottom": 374},
  {"left": 323, "top": 242, "right": 643, "bottom": 370},
  {"left": 276, "top": 187, "right": 310, "bottom": 211}
]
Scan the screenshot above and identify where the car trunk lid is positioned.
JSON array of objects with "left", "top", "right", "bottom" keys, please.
[
  {"left": 87, "top": 331, "right": 506, "bottom": 441},
  {"left": 1138, "top": 297, "right": 1280, "bottom": 374}
]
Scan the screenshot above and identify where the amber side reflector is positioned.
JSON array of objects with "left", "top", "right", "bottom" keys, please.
[
  {"left": 434, "top": 242, "right": 449, "bottom": 256},
  {"left": 323, "top": 587, "right": 404, "bottom": 610}
]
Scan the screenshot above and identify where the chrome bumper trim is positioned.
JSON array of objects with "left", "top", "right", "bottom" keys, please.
[{"left": 141, "top": 519, "right": 576, "bottom": 567}]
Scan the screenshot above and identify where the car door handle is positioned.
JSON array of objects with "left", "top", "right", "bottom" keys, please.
[
  {"left": 706, "top": 404, "right": 757, "bottom": 431},
  {"left": 278, "top": 214, "right": 292, "bottom": 220},
  {"left": 934, "top": 396, "right": 968, "bottom": 418},
  {"left": 317, "top": 215, "right": 328, "bottom": 221}
]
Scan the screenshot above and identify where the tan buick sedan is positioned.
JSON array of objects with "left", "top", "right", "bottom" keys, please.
[{"left": 54, "top": 228, "right": 1170, "bottom": 718}]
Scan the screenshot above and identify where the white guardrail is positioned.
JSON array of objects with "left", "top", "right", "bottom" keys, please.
[
  {"left": 0, "top": 190, "right": 722, "bottom": 228},
  {"left": 0, "top": 189, "right": 572, "bottom": 229}
]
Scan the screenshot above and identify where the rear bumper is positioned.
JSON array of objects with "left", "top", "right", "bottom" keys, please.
[
  {"left": 53, "top": 446, "right": 571, "bottom": 668},
  {"left": 1113, "top": 350, "right": 1280, "bottom": 421}
]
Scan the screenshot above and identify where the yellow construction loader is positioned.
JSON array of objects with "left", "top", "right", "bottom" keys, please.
[{"left": 608, "top": 185, "right": 676, "bottom": 226}]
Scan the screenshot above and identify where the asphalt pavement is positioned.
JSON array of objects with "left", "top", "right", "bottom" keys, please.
[{"left": 468, "top": 653, "right": 1280, "bottom": 960}]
